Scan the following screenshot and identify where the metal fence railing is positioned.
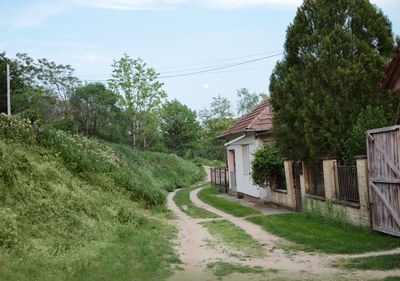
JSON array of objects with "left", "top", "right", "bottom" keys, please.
[
  {"left": 210, "top": 167, "right": 229, "bottom": 193},
  {"left": 334, "top": 160, "right": 360, "bottom": 203},
  {"left": 307, "top": 162, "right": 325, "bottom": 197}
]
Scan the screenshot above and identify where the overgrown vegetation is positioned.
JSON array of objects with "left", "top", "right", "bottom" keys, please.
[
  {"left": 191, "top": 157, "right": 226, "bottom": 168},
  {"left": 335, "top": 253, "right": 400, "bottom": 271},
  {"left": 197, "top": 187, "right": 260, "bottom": 217},
  {"left": 173, "top": 184, "right": 219, "bottom": 218},
  {"left": 0, "top": 114, "right": 204, "bottom": 280},
  {"left": 247, "top": 214, "right": 400, "bottom": 254},
  {"left": 200, "top": 220, "right": 265, "bottom": 257}
]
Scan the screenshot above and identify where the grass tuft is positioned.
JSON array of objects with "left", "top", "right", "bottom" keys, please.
[
  {"left": 173, "top": 184, "right": 219, "bottom": 218},
  {"left": 197, "top": 187, "right": 261, "bottom": 217},
  {"left": 200, "top": 220, "right": 265, "bottom": 257},
  {"left": 207, "top": 261, "right": 264, "bottom": 277}
]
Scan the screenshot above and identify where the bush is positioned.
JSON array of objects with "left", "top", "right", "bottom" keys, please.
[
  {"left": 342, "top": 105, "right": 395, "bottom": 159},
  {"left": 251, "top": 144, "right": 285, "bottom": 189}
]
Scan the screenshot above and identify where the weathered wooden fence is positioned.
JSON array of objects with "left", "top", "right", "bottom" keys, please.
[
  {"left": 210, "top": 167, "right": 229, "bottom": 193},
  {"left": 367, "top": 125, "right": 400, "bottom": 237}
]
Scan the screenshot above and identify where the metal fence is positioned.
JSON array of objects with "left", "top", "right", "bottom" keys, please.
[
  {"left": 334, "top": 160, "right": 360, "bottom": 203},
  {"left": 210, "top": 167, "right": 229, "bottom": 193},
  {"left": 307, "top": 162, "right": 325, "bottom": 197}
]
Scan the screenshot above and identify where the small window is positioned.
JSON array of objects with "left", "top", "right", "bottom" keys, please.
[{"left": 242, "top": 145, "right": 250, "bottom": 175}]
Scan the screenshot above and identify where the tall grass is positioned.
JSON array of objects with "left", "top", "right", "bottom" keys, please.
[{"left": 0, "top": 113, "right": 204, "bottom": 280}]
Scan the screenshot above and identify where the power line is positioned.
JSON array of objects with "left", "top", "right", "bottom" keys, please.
[
  {"left": 157, "top": 50, "right": 283, "bottom": 71},
  {"left": 158, "top": 52, "right": 283, "bottom": 78}
]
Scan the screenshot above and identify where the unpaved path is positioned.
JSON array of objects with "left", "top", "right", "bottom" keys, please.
[{"left": 167, "top": 167, "right": 400, "bottom": 280}]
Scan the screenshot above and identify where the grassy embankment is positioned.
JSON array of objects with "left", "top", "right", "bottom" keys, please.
[
  {"left": 335, "top": 253, "right": 400, "bottom": 270},
  {"left": 198, "top": 187, "right": 260, "bottom": 217},
  {"left": 248, "top": 214, "right": 400, "bottom": 254},
  {"left": 0, "top": 114, "right": 204, "bottom": 281}
]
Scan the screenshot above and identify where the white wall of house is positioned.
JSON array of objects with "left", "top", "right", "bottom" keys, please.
[{"left": 226, "top": 133, "right": 269, "bottom": 199}]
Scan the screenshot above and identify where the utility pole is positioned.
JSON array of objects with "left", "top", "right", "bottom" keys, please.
[{"left": 7, "top": 64, "right": 11, "bottom": 115}]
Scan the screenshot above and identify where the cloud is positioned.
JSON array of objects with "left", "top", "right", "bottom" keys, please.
[{"left": 203, "top": 83, "right": 209, "bottom": 89}]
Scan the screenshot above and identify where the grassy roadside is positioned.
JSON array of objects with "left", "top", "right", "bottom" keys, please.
[
  {"left": 248, "top": 214, "right": 400, "bottom": 254},
  {"left": 207, "top": 261, "right": 265, "bottom": 278},
  {"left": 200, "top": 220, "right": 265, "bottom": 257},
  {"left": 197, "top": 187, "right": 261, "bottom": 217},
  {"left": 173, "top": 184, "right": 219, "bottom": 218},
  {"left": 335, "top": 254, "right": 400, "bottom": 270}
]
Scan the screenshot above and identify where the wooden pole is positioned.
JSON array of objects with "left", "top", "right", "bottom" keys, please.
[{"left": 7, "top": 64, "right": 10, "bottom": 115}]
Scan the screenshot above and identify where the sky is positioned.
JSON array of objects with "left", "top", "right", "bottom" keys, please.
[{"left": 1, "top": 0, "right": 400, "bottom": 113}]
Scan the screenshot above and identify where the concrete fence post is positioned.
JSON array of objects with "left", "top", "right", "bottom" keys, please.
[{"left": 322, "top": 159, "right": 336, "bottom": 200}]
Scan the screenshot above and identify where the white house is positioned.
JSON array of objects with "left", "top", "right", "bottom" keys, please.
[{"left": 217, "top": 99, "right": 274, "bottom": 200}]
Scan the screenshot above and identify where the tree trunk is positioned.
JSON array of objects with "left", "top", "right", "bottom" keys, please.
[{"left": 132, "top": 115, "right": 136, "bottom": 149}]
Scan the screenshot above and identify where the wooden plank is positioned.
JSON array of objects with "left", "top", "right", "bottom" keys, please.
[
  {"left": 370, "top": 178, "right": 400, "bottom": 184},
  {"left": 367, "top": 126, "right": 400, "bottom": 134},
  {"left": 370, "top": 181, "right": 400, "bottom": 229},
  {"left": 367, "top": 132, "right": 400, "bottom": 178},
  {"left": 373, "top": 225, "right": 400, "bottom": 237}
]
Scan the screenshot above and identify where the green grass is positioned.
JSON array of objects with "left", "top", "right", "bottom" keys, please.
[
  {"left": 336, "top": 254, "right": 400, "bottom": 270},
  {"left": 247, "top": 213, "right": 400, "bottom": 254},
  {"left": 197, "top": 187, "right": 261, "bottom": 217},
  {"left": 200, "top": 220, "right": 265, "bottom": 257},
  {"left": 173, "top": 184, "right": 219, "bottom": 218},
  {"left": 207, "top": 261, "right": 264, "bottom": 278},
  {"left": 0, "top": 114, "right": 206, "bottom": 281}
]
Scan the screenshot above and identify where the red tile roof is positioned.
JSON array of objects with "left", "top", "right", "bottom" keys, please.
[
  {"left": 217, "top": 98, "right": 273, "bottom": 139},
  {"left": 379, "top": 45, "right": 400, "bottom": 92}
]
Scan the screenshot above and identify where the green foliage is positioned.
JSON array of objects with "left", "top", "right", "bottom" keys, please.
[
  {"left": 236, "top": 88, "right": 266, "bottom": 117},
  {"left": 301, "top": 198, "right": 347, "bottom": 224},
  {"left": 197, "top": 187, "right": 260, "bottom": 217},
  {"left": 342, "top": 105, "right": 395, "bottom": 159},
  {"left": 251, "top": 144, "right": 284, "bottom": 189},
  {"left": 336, "top": 253, "right": 400, "bottom": 270},
  {"left": 270, "top": 0, "right": 396, "bottom": 161},
  {"left": 173, "top": 185, "right": 219, "bottom": 218},
  {"left": 248, "top": 214, "right": 400, "bottom": 254},
  {"left": 70, "top": 83, "right": 125, "bottom": 142},
  {"left": 200, "top": 220, "right": 265, "bottom": 257},
  {"left": 190, "top": 157, "right": 226, "bottom": 168},
  {"left": 160, "top": 99, "right": 200, "bottom": 156},
  {"left": 108, "top": 54, "right": 166, "bottom": 149}
]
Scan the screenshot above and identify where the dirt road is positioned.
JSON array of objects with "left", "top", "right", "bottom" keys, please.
[{"left": 167, "top": 167, "right": 400, "bottom": 280}]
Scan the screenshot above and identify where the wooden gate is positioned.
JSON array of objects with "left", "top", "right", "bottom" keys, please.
[
  {"left": 292, "top": 162, "right": 302, "bottom": 211},
  {"left": 367, "top": 126, "right": 400, "bottom": 237}
]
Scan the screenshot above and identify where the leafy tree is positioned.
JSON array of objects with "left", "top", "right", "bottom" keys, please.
[
  {"left": 70, "top": 83, "right": 123, "bottom": 140},
  {"left": 160, "top": 99, "right": 200, "bottom": 156},
  {"left": 236, "top": 88, "right": 267, "bottom": 116},
  {"left": 108, "top": 54, "right": 166, "bottom": 149},
  {"left": 198, "top": 95, "right": 235, "bottom": 161},
  {"left": 342, "top": 105, "right": 395, "bottom": 159},
  {"left": 270, "top": 0, "right": 396, "bottom": 161},
  {"left": 251, "top": 144, "right": 285, "bottom": 189}
]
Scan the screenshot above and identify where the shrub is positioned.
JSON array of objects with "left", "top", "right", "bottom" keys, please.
[{"left": 251, "top": 144, "right": 285, "bottom": 189}]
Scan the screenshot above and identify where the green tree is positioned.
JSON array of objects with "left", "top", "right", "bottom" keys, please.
[
  {"left": 270, "top": 0, "right": 396, "bottom": 161},
  {"left": 198, "top": 95, "right": 235, "bottom": 161},
  {"left": 160, "top": 99, "right": 200, "bottom": 156},
  {"left": 70, "top": 83, "right": 123, "bottom": 140},
  {"left": 108, "top": 54, "right": 166, "bottom": 149},
  {"left": 236, "top": 88, "right": 266, "bottom": 116},
  {"left": 342, "top": 105, "right": 395, "bottom": 159}
]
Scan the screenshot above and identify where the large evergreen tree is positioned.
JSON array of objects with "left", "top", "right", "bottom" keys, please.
[{"left": 270, "top": 0, "right": 396, "bottom": 161}]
